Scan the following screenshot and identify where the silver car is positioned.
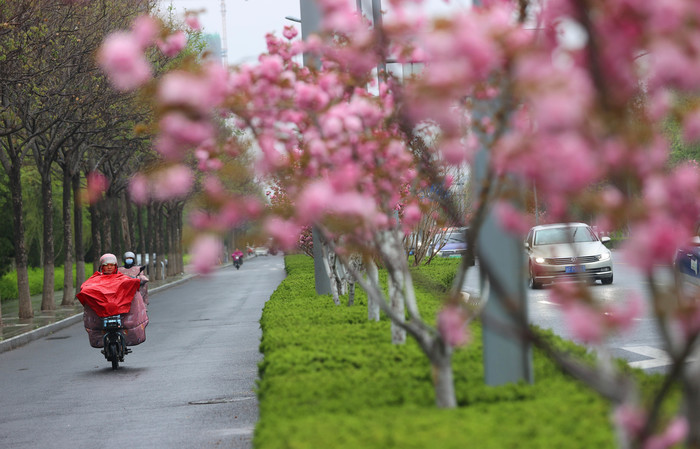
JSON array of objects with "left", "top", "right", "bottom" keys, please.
[{"left": 524, "top": 223, "right": 613, "bottom": 289}]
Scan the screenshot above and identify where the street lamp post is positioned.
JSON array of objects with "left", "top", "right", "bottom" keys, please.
[{"left": 298, "top": 0, "right": 331, "bottom": 295}]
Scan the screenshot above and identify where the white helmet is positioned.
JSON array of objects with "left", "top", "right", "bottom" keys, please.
[
  {"left": 124, "top": 251, "right": 135, "bottom": 260},
  {"left": 99, "top": 253, "right": 118, "bottom": 268}
]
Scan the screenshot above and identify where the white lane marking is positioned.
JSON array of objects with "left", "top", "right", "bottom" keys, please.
[{"left": 623, "top": 346, "right": 698, "bottom": 370}]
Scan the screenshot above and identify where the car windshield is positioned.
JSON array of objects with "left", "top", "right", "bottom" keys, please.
[
  {"left": 445, "top": 233, "right": 465, "bottom": 244},
  {"left": 534, "top": 226, "right": 596, "bottom": 245}
]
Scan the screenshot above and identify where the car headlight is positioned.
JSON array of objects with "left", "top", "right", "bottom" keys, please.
[
  {"left": 534, "top": 257, "right": 545, "bottom": 264},
  {"left": 599, "top": 252, "right": 611, "bottom": 261}
]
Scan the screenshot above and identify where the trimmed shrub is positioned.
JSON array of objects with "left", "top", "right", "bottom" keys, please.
[{"left": 254, "top": 254, "right": 663, "bottom": 449}]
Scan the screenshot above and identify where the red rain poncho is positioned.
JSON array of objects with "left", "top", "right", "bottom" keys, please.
[{"left": 76, "top": 271, "right": 141, "bottom": 318}]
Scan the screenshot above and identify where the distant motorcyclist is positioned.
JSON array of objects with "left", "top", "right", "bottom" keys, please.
[
  {"left": 122, "top": 251, "right": 136, "bottom": 269},
  {"left": 231, "top": 248, "right": 244, "bottom": 269},
  {"left": 119, "top": 250, "right": 149, "bottom": 305}
]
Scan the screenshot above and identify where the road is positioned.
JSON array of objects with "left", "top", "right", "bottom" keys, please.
[
  {"left": 0, "top": 255, "right": 286, "bottom": 449},
  {"left": 462, "top": 251, "right": 677, "bottom": 374}
]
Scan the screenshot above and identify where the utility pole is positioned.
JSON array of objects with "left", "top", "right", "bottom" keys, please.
[
  {"left": 299, "top": 0, "right": 331, "bottom": 295},
  {"left": 220, "top": 0, "right": 228, "bottom": 64},
  {"left": 471, "top": 1, "right": 533, "bottom": 387}
]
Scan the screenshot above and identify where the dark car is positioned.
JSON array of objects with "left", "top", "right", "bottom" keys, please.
[
  {"left": 524, "top": 223, "right": 613, "bottom": 289},
  {"left": 433, "top": 227, "right": 468, "bottom": 258},
  {"left": 675, "top": 229, "right": 700, "bottom": 291}
]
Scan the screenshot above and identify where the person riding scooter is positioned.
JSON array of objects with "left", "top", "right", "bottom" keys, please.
[
  {"left": 231, "top": 248, "right": 244, "bottom": 269},
  {"left": 77, "top": 253, "right": 149, "bottom": 349},
  {"left": 119, "top": 251, "right": 149, "bottom": 305}
]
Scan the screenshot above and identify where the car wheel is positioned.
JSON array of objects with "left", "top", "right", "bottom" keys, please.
[
  {"left": 601, "top": 274, "right": 613, "bottom": 285},
  {"left": 528, "top": 264, "right": 542, "bottom": 289}
]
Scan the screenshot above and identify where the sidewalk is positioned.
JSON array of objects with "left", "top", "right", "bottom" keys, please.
[{"left": 0, "top": 272, "right": 195, "bottom": 354}]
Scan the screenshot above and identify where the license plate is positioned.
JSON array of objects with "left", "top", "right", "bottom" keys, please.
[{"left": 565, "top": 265, "right": 585, "bottom": 273}]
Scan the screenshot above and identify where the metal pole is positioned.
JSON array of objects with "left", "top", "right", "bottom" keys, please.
[
  {"left": 299, "top": 0, "right": 331, "bottom": 295},
  {"left": 220, "top": 0, "right": 228, "bottom": 64},
  {"left": 471, "top": 0, "right": 532, "bottom": 386}
]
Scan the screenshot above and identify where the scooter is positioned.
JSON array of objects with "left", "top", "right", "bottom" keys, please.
[
  {"left": 233, "top": 255, "right": 242, "bottom": 270},
  {"left": 101, "top": 315, "right": 130, "bottom": 370}
]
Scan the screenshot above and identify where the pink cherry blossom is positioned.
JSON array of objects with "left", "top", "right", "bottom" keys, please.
[
  {"left": 185, "top": 14, "right": 201, "bottom": 31},
  {"left": 604, "top": 292, "right": 644, "bottom": 334},
  {"left": 437, "top": 305, "right": 470, "bottom": 347},
  {"left": 131, "top": 15, "right": 158, "bottom": 49},
  {"left": 623, "top": 215, "right": 691, "bottom": 273},
  {"left": 644, "top": 417, "right": 688, "bottom": 449},
  {"left": 402, "top": 204, "right": 422, "bottom": 228},
  {"left": 264, "top": 217, "right": 302, "bottom": 250},
  {"left": 151, "top": 165, "right": 194, "bottom": 201},
  {"left": 128, "top": 173, "right": 149, "bottom": 204},
  {"left": 160, "top": 113, "right": 215, "bottom": 149},
  {"left": 682, "top": 109, "right": 700, "bottom": 144},
  {"left": 97, "top": 32, "right": 152, "bottom": 91},
  {"left": 562, "top": 301, "right": 605, "bottom": 344},
  {"left": 86, "top": 171, "right": 108, "bottom": 204},
  {"left": 282, "top": 25, "right": 298, "bottom": 40},
  {"left": 158, "top": 71, "right": 215, "bottom": 113},
  {"left": 158, "top": 31, "right": 187, "bottom": 58},
  {"left": 614, "top": 404, "right": 646, "bottom": 438},
  {"left": 189, "top": 234, "right": 223, "bottom": 274},
  {"left": 297, "top": 181, "right": 333, "bottom": 222},
  {"left": 494, "top": 201, "right": 533, "bottom": 236}
]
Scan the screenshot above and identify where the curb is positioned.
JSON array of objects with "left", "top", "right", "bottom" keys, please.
[{"left": 0, "top": 275, "right": 195, "bottom": 355}]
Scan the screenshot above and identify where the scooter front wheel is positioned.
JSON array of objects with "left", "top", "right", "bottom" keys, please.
[{"left": 109, "top": 342, "right": 119, "bottom": 370}]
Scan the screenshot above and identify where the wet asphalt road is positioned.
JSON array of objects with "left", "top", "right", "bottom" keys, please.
[
  {"left": 0, "top": 255, "right": 285, "bottom": 449},
  {"left": 463, "top": 250, "right": 679, "bottom": 374}
]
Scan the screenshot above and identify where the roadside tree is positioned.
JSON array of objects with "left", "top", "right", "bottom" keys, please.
[{"left": 98, "top": 0, "right": 700, "bottom": 447}]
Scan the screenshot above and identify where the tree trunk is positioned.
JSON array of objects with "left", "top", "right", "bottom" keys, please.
[
  {"left": 389, "top": 268, "right": 406, "bottom": 344},
  {"left": 167, "top": 206, "right": 176, "bottom": 277},
  {"left": 61, "top": 167, "right": 74, "bottom": 306},
  {"left": 100, "top": 199, "right": 112, "bottom": 256},
  {"left": 176, "top": 204, "right": 184, "bottom": 274},
  {"left": 321, "top": 242, "right": 340, "bottom": 305},
  {"left": 430, "top": 343, "right": 457, "bottom": 408},
  {"left": 155, "top": 203, "right": 165, "bottom": 280},
  {"left": 40, "top": 172, "right": 56, "bottom": 311},
  {"left": 73, "top": 175, "right": 85, "bottom": 291},
  {"left": 683, "top": 367, "right": 700, "bottom": 447},
  {"left": 137, "top": 205, "right": 146, "bottom": 268},
  {"left": 9, "top": 165, "right": 32, "bottom": 318},
  {"left": 147, "top": 202, "right": 155, "bottom": 277},
  {"left": 89, "top": 202, "right": 102, "bottom": 272},
  {"left": 121, "top": 192, "right": 132, "bottom": 253},
  {"left": 366, "top": 258, "right": 380, "bottom": 321}
]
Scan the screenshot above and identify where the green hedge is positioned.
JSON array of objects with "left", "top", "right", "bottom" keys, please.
[
  {"left": 0, "top": 266, "right": 93, "bottom": 302},
  {"left": 255, "top": 255, "right": 660, "bottom": 449}
]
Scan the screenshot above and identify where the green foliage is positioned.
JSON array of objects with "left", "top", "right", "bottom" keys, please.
[
  {"left": 0, "top": 168, "right": 14, "bottom": 275},
  {"left": 0, "top": 265, "right": 91, "bottom": 302},
  {"left": 255, "top": 254, "right": 671, "bottom": 449}
]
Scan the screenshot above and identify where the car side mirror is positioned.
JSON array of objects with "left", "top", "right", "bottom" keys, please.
[
  {"left": 600, "top": 236, "right": 611, "bottom": 243},
  {"left": 524, "top": 242, "right": 530, "bottom": 250}
]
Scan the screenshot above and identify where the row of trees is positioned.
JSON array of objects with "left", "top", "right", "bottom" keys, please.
[
  {"left": 0, "top": 0, "right": 210, "bottom": 319},
  {"left": 98, "top": 0, "right": 700, "bottom": 447}
]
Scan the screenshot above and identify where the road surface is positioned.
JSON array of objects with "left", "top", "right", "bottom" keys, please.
[{"left": 0, "top": 255, "right": 285, "bottom": 449}]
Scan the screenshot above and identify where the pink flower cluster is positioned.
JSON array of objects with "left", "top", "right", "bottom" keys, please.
[
  {"left": 97, "top": 15, "right": 191, "bottom": 92},
  {"left": 128, "top": 165, "right": 194, "bottom": 204},
  {"left": 437, "top": 304, "right": 470, "bottom": 347},
  {"left": 85, "top": 171, "right": 109, "bottom": 204},
  {"left": 551, "top": 283, "right": 644, "bottom": 344},
  {"left": 615, "top": 405, "right": 688, "bottom": 449}
]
